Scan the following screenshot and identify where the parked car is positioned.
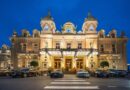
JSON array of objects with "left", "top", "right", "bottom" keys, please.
[
  {"left": 95, "top": 70, "right": 109, "bottom": 78},
  {"left": 50, "top": 70, "right": 64, "bottom": 78},
  {"left": 11, "top": 68, "right": 38, "bottom": 78},
  {"left": 0, "top": 69, "right": 11, "bottom": 77},
  {"left": 108, "top": 69, "right": 119, "bottom": 77},
  {"left": 116, "top": 70, "right": 128, "bottom": 77},
  {"left": 76, "top": 70, "right": 90, "bottom": 78}
]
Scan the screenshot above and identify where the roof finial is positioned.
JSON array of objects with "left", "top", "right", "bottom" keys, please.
[
  {"left": 85, "top": 11, "right": 96, "bottom": 21},
  {"left": 48, "top": 9, "right": 51, "bottom": 16},
  {"left": 88, "top": 11, "right": 92, "bottom": 17}
]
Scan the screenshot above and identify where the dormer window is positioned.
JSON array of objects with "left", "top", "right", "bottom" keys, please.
[
  {"left": 44, "top": 24, "right": 49, "bottom": 30},
  {"left": 100, "top": 34, "right": 104, "bottom": 38},
  {"left": 67, "top": 29, "right": 71, "bottom": 33},
  {"left": 89, "top": 24, "right": 94, "bottom": 31},
  {"left": 34, "top": 33, "right": 39, "bottom": 37},
  {"left": 111, "top": 33, "right": 115, "bottom": 38},
  {"left": 23, "top": 33, "right": 27, "bottom": 37}
]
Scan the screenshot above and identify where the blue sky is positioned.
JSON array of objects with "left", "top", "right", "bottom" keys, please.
[{"left": 0, "top": 0, "right": 130, "bottom": 63}]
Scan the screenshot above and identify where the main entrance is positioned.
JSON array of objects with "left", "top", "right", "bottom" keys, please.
[
  {"left": 54, "top": 59, "right": 61, "bottom": 69},
  {"left": 65, "top": 59, "right": 72, "bottom": 71},
  {"left": 76, "top": 59, "right": 83, "bottom": 69}
]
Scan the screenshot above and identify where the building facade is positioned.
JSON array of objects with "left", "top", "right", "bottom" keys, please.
[
  {"left": 10, "top": 12, "right": 128, "bottom": 72},
  {"left": 0, "top": 44, "right": 12, "bottom": 70}
]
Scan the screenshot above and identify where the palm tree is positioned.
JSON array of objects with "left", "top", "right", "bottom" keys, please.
[
  {"left": 30, "top": 60, "right": 39, "bottom": 69},
  {"left": 100, "top": 61, "right": 109, "bottom": 68}
]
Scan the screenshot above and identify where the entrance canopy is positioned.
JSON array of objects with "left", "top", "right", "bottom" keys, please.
[{"left": 40, "top": 48, "right": 98, "bottom": 57}]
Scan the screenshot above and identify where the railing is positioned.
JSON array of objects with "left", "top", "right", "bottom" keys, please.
[
  {"left": 99, "top": 51, "right": 119, "bottom": 54},
  {"left": 40, "top": 48, "right": 98, "bottom": 52}
]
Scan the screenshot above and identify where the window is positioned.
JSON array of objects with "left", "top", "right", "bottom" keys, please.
[
  {"left": 100, "top": 34, "right": 104, "bottom": 38},
  {"left": 23, "top": 33, "right": 27, "bottom": 37},
  {"left": 44, "top": 63, "right": 47, "bottom": 68},
  {"left": 112, "top": 44, "right": 116, "bottom": 53},
  {"left": 67, "top": 29, "right": 71, "bottom": 33},
  {"left": 2, "top": 47, "right": 6, "bottom": 53},
  {"left": 89, "top": 24, "right": 94, "bottom": 31},
  {"left": 44, "top": 24, "right": 49, "bottom": 30},
  {"left": 34, "top": 33, "right": 39, "bottom": 37},
  {"left": 67, "top": 43, "right": 71, "bottom": 49},
  {"left": 111, "top": 33, "right": 115, "bottom": 38},
  {"left": 56, "top": 43, "right": 60, "bottom": 49},
  {"left": 100, "top": 45, "right": 104, "bottom": 52},
  {"left": 23, "top": 44, "right": 26, "bottom": 51},
  {"left": 34, "top": 44, "right": 38, "bottom": 48},
  {"left": 78, "top": 43, "right": 82, "bottom": 49}
]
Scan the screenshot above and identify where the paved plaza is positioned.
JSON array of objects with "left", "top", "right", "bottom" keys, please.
[{"left": 0, "top": 75, "right": 130, "bottom": 90}]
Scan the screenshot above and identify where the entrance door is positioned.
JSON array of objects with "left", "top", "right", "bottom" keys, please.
[
  {"left": 76, "top": 59, "right": 83, "bottom": 69},
  {"left": 65, "top": 59, "right": 72, "bottom": 71},
  {"left": 54, "top": 59, "right": 61, "bottom": 69}
]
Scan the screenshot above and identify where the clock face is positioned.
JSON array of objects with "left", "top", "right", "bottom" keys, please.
[
  {"left": 89, "top": 24, "right": 94, "bottom": 31},
  {"left": 44, "top": 24, "right": 49, "bottom": 30}
]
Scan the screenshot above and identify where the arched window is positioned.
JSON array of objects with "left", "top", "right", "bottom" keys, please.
[
  {"left": 23, "top": 33, "right": 27, "bottom": 37},
  {"left": 111, "top": 33, "right": 115, "bottom": 38},
  {"left": 100, "top": 34, "right": 104, "bottom": 38},
  {"left": 100, "top": 44, "right": 104, "bottom": 53},
  {"left": 34, "top": 33, "right": 39, "bottom": 37},
  {"left": 112, "top": 44, "right": 116, "bottom": 53}
]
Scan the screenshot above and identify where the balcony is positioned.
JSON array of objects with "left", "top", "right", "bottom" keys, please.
[{"left": 40, "top": 48, "right": 98, "bottom": 57}]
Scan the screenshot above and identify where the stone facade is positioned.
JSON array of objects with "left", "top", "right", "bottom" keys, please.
[
  {"left": 10, "top": 12, "right": 128, "bottom": 71},
  {"left": 0, "top": 44, "right": 12, "bottom": 70}
]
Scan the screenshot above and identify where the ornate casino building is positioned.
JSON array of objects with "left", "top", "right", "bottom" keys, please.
[{"left": 10, "top": 12, "right": 128, "bottom": 72}]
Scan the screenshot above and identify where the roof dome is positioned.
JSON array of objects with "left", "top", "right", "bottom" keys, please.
[
  {"left": 85, "top": 12, "right": 97, "bottom": 21},
  {"left": 41, "top": 11, "right": 53, "bottom": 21}
]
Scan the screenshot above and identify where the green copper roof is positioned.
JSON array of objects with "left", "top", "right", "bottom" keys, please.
[
  {"left": 85, "top": 12, "right": 97, "bottom": 21},
  {"left": 41, "top": 11, "right": 53, "bottom": 21}
]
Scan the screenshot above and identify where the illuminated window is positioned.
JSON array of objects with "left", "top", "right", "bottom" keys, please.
[
  {"left": 34, "top": 33, "right": 39, "bottom": 37},
  {"left": 67, "top": 43, "right": 71, "bottom": 49},
  {"left": 89, "top": 24, "right": 94, "bottom": 31},
  {"left": 44, "top": 63, "right": 47, "bottom": 68},
  {"left": 44, "top": 24, "right": 49, "bottom": 30},
  {"left": 100, "top": 34, "right": 104, "bottom": 38},
  {"left": 112, "top": 44, "right": 116, "bottom": 53},
  {"left": 33, "top": 44, "right": 38, "bottom": 52},
  {"left": 23, "top": 33, "right": 27, "bottom": 37},
  {"left": 100, "top": 44, "right": 104, "bottom": 52},
  {"left": 111, "top": 33, "right": 115, "bottom": 38},
  {"left": 67, "top": 29, "right": 71, "bottom": 33},
  {"left": 23, "top": 44, "right": 26, "bottom": 51},
  {"left": 78, "top": 43, "right": 82, "bottom": 49},
  {"left": 56, "top": 43, "right": 60, "bottom": 49}
]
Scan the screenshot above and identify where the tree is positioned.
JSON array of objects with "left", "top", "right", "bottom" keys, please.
[
  {"left": 30, "top": 60, "right": 39, "bottom": 68},
  {"left": 100, "top": 61, "right": 109, "bottom": 68}
]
